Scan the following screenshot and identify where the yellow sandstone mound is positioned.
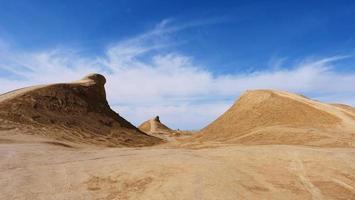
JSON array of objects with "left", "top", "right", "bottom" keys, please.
[
  {"left": 0, "top": 74, "right": 161, "bottom": 147},
  {"left": 191, "top": 90, "right": 355, "bottom": 147},
  {"left": 139, "top": 116, "right": 194, "bottom": 141},
  {"left": 139, "top": 116, "right": 171, "bottom": 133},
  {"left": 138, "top": 116, "right": 185, "bottom": 141}
]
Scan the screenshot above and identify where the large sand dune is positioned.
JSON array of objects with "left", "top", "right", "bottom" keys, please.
[
  {"left": 190, "top": 90, "right": 355, "bottom": 147},
  {"left": 0, "top": 74, "right": 161, "bottom": 147}
]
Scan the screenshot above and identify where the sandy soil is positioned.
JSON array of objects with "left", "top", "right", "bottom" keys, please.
[{"left": 1, "top": 136, "right": 354, "bottom": 200}]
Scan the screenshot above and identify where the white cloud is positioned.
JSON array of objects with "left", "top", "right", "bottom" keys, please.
[{"left": 0, "top": 20, "right": 354, "bottom": 129}]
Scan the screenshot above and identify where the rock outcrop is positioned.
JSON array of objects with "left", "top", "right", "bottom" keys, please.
[{"left": 0, "top": 74, "right": 162, "bottom": 147}]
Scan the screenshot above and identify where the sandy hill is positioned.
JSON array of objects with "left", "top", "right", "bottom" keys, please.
[
  {"left": 0, "top": 74, "right": 161, "bottom": 147},
  {"left": 190, "top": 90, "right": 355, "bottom": 147}
]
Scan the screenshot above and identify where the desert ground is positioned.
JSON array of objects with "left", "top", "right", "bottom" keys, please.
[
  {"left": 1, "top": 134, "right": 354, "bottom": 200},
  {"left": 0, "top": 74, "right": 354, "bottom": 200}
]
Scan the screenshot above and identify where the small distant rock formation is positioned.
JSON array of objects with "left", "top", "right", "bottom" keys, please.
[
  {"left": 0, "top": 73, "right": 162, "bottom": 147},
  {"left": 190, "top": 90, "right": 355, "bottom": 147},
  {"left": 138, "top": 116, "right": 192, "bottom": 141}
]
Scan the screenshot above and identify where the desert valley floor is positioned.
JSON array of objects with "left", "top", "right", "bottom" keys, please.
[
  {"left": 0, "top": 74, "right": 354, "bottom": 200},
  {"left": 1, "top": 136, "right": 354, "bottom": 200}
]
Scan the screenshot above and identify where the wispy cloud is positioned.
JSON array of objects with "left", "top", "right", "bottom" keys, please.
[{"left": 0, "top": 19, "right": 354, "bottom": 129}]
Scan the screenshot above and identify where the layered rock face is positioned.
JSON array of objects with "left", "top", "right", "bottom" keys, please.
[{"left": 0, "top": 74, "right": 161, "bottom": 147}]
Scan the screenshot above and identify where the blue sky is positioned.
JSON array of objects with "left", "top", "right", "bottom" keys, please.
[{"left": 0, "top": 0, "right": 355, "bottom": 129}]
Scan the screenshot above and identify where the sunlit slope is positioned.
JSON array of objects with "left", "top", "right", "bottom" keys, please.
[{"left": 192, "top": 90, "right": 355, "bottom": 147}]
